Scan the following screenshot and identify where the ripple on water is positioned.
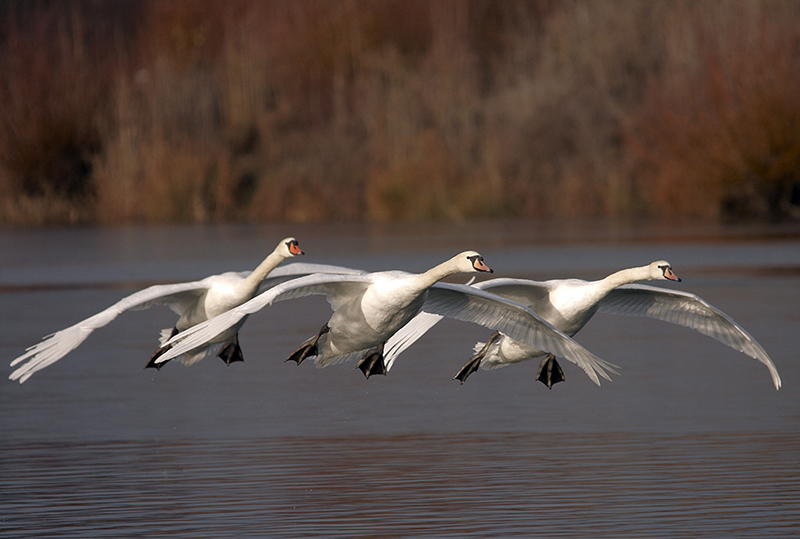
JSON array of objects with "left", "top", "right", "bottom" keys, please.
[{"left": 2, "top": 432, "right": 799, "bottom": 538}]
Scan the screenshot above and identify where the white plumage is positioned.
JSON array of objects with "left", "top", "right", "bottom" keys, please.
[
  {"left": 156, "top": 251, "right": 617, "bottom": 385},
  {"left": 9, "top": 238, "right": 363, "bottom": 383},
  {"left": 384, "top": 261, "right": 781, "bottom": 390}
]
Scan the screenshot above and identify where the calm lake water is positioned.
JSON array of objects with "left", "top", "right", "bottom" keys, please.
[{"left": 1, "top": 220, "right": 799, "bottom": 537}]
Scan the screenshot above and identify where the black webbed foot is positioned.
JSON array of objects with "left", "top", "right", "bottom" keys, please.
[
  {"left": 454, "top": 331, "right": 501, "bottom": 384},
  {"left": 145, "top": 348, "right": 169, "bottom": 370},
  {"left": 218, "top": 334, "right": 244, "bottom": 365},
  {"left": 357, "top": 343, "right": 386, "bottom": 379},
  {"left": 453, "top": 356, "right": 481, "bottom": 384},
  {"left": 145, "top": 327, "right": 178, "bottom": 369},
  {"left": 536, "top": 354, "right": 565, "bottom": 389},
  {"left": 287, "top": 324, "right": 329, "bottom": 365}
]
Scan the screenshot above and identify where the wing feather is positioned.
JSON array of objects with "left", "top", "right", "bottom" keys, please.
[
  {"left": 157, "top": 273, "right": 374, "bottom": 363},
  {"left": 254, "top": 263, "right": 366, "bottom": 294},
  {"left": 423, "top": 283, "right": 617, "bottom": 385},
  {"left": 384, "top": 312, "right": 444, "bottom": 371},
  {"left": 9, "top": 279, "right": 214, "bottom": 383},
  {"left": 10, "top": 262, "right": 367, "bottom": 383},
  {"left": 599, "top": 284, "right": 781, "bottom": 389},
  {"left": 472, "top": 278, "right": 553, "bottom": 309}
]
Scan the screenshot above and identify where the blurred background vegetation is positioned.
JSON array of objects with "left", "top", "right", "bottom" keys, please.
[{"left": 1, "top": 0, "right": 799, "bottom": 226}]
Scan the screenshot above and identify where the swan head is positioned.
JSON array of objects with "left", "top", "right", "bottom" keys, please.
[
  {"left": 650, "top": 260, "right": 680, "bottom": 282},
  {"left": 277, "top": 237, "right": 304, "bottom": 258},
  {"left": 457, "top": 251, "right": 493, "bottom": 274}
]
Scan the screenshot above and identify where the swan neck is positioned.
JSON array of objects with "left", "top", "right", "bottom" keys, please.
[
  {"left": 601, "top": 265, "right": 652, "bottom": 290},
  {"left": 418, "top": 259, "right": 461, "bottom": 288},
  {"left": 244, "top": 250, "right": 286, "bottom": 293}
]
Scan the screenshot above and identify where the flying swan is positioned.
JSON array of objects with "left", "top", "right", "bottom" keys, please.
[
  {"left": 9, "top": 238, "right": 363, "bottom": 383},
  {"left": 383, "top": 260, "right": 781, "bottom": 390},
  {"left": 154, "top": 251, "right": 618, "bottom": 385}
]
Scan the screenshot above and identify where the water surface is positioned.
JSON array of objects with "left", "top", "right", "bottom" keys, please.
[{"left": 1, "top": 221, "right": 799, "bottom": 537}]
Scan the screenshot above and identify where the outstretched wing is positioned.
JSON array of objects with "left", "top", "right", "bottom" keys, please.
[
  {"left": 9, "top": 279, "right": 215, "bottom": 383},
  {"left": 254, "top": 262, "right": 366, "bottom": 294},
  {"left": 599, "top": 284, "right": 781, "bottom": 390},
  {"left": 10, "top": 262, "right": 367, "bottom": 383},
  {"left": 384, "top": 278, "right": 561, "bottom": 373},
  {"left": 472, "top": 278, "right": 553, "bottom": 309},
  {"left": 422, "top": 282, "right": 617, "bottom": 386},
  {"left": 384, "top": 277, "right": 553, "bottom": 372},
  {"left": 156, "top": 273, "right": 375, "bottom": 364},
  {"left": 384, "top": 311, "right": 444, "bottom": 371}
]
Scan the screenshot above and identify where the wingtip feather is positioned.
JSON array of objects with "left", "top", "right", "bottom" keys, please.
[{"left": 771, "top": 369, "right": 782, "bottom": 390}]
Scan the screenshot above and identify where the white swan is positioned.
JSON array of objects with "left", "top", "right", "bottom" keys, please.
[
  {"left": 384, "top": 260, "right": 781, "bottom": 390},
  {"left": 9, "top": 238, "right": 363, "bottom": 383},
  {"left": 155, "top": 252, "right": 617, "bottom": 385}
]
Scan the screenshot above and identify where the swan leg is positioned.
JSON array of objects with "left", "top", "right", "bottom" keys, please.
[
  {"left": 286, "top": 324, "right": 329, "bottom": 365},
  {"left": 357, "top": 343, "right": 386, "bottom": 379},
  {"left": 454, "top": 331, "right": 501, "bottom": 384},
  {"left": 218, "top": 334, "right": 244, "bottom": 365},
  {"left": 536, "top": 354, "right": 565, "bottom": 389},
  {"left": 145, "top": 327, "right": 178, "bottom": 369}
]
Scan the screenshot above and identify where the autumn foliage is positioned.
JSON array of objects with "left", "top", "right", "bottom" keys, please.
[{"left": 1, "top": 0, "right": 799, "bottom": 226}]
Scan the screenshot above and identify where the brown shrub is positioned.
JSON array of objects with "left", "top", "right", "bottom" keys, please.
[
  {"left": 2, "top": 0, "right": 800, "bottom": 226},
  {"left": 626, "top": 0, "right": 800, "bottom": 220},
  {"left": 0, "top": 2, "right": 119, "bottom": 224}
]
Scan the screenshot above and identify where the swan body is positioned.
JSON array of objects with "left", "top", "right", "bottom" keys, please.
[
  {"left": 385, "top": 261, "right": 781, "bottom": 390},
  {"left": 156, "top": 252, "right": 617, "bottom": 385},
  {"left": 9, "top": 238, "right": 362, "bottom": 383}
]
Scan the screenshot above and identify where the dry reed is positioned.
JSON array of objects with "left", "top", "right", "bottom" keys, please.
[{"left": 1, "top": 0, "right": 798, "bottom": 226}]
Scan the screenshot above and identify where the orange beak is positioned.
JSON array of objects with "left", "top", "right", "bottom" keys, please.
[
  {"left": 473, "top": 259, "right": 493, "bottom": 273},
  {"left": 664, "top": 267, "right": 680, "bottom": 282},
  {"left": 289, "top": 241, "right": 304, "bottom": 256}
]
